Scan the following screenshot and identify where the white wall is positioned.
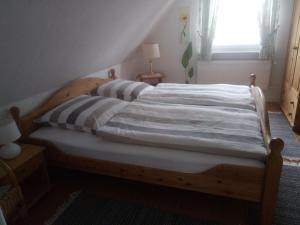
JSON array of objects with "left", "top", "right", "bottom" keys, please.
[
  {"left": 197, "top": 60, "right": 272, "bottom": 90},
  {"left": 0, "top": 0, "right": 174, "bottom": 107},
  {"left": 139, "top": 0, "right": 199, "bottom": 83},
  {"left": 130, "top": 0, "right": 294, "bottom": 102},
  {"left": 0, "top": 0, "right": 293, "bottom": 119}
]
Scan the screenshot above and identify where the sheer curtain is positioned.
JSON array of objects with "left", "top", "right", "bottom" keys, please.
[
  {"left": 199, "top": 0, "right": 220, "bottom": 60},
  {"left": 199, "top": 0, "right": 279, "bottom": 61},
  {"left": 258, "top": 0, "right": 280, "bottom": 60}
]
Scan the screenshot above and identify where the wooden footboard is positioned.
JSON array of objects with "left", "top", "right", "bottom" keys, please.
[
  {"left": 26, "top": 139, "right": 265, "bottom": 202},
  {"left": 27, "top": 136, "right": 282, "bottom": 225}
]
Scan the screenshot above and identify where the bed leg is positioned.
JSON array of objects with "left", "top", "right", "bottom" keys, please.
[
  {"left": 261, "top": 138, "right": 284, "bottom": 225},
  {"left": 108, "top": 69, "right": 117, "bottom": 80}
]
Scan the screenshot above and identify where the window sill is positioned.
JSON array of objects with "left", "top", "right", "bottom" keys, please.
[{"left": 211, "top": 52, "right": 259, "bottom": 60}]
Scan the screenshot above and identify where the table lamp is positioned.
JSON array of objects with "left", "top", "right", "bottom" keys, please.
[
  {"left": 0, "top": 118, "right": 21, "bottom": 159},
  {"left": 142, "top": 43, "right": 160, "bottom": 75}
]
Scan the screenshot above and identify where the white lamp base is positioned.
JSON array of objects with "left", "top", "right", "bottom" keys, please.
[{"left": 0, "top": 143, "right": 21, "bottom": 159}]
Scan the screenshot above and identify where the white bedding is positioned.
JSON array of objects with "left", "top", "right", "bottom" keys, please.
[
  {"left": 98, "top": 101, "right": 266, "bottom": 160},
  {"left": 139, "top": 83, "right": 255, "bottom": 110},
  {"left": 30, "top": 127, "right": 264, "bottom": 173}
]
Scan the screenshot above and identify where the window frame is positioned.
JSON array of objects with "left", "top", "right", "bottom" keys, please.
[
  {"left": 211, "top": 0, "right": 262, "bottom": 60},
  {"left": 211, "top": 45, "right": 260, "bottom": 60}
]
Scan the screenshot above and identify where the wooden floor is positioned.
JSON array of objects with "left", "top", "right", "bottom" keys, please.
[{"left": 21, "top": 103, "right": 299, "bottom": 225}]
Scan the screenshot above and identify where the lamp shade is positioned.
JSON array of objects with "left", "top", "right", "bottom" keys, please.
[
  {"left": 0, "top": 118, "right": 21, "bottom": 145},
  {"left": 142, "top": 43, "right": 160, "bottom": 60}
]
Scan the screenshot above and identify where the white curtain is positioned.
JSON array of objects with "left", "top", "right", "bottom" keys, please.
[
  {"left": 199, "top": 0, "right": 220, "bottom": 60},
  {"left": 0, "top": 208, "right": 7, "bottom": 225},
  {"left": 258, "top": 0, "right": 280, "bottom": 60}
]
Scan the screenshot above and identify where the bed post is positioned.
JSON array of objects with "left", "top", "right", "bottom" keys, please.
[
  {"left": 108, "top": 69, "right": 117, "bottom": 80},
  {"left": 261, "top": 138, "right": 284, "bottom": 225},
  {"left": 250, "top": 73, "right": 257, "bottom": 86}
]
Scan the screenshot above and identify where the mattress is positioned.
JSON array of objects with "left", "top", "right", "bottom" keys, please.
[{"left": 30, "top": 127, "right": 264, "bottom": 173}]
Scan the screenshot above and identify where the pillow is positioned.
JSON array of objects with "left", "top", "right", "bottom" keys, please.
[
  {"left": 95, "top": 79, "right": 153, "bottom": 101},
  {"left": 35, "top": 95, "right": 128, "bottom": 134}
]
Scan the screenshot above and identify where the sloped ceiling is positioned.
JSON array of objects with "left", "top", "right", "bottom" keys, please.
[{"left": 0, "top": 0, "right": 174, "bottom": 106}]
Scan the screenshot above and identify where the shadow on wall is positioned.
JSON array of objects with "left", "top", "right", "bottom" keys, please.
[{"left": 0, "top": 0, "right": 175, "bottom": 107}]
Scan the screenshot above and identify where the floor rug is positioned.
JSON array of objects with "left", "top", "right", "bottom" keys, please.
[
  {"left": 275, "top": 165, "right": 300, "bottom": 225},
  {"left": 46, "top": 191, "right": 221, "bottom": 225},
  {"left": 269, "top": 112, "right": 300, "bottom": 158}
]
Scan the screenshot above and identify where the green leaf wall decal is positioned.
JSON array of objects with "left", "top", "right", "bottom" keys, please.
[
  {"left": 188, "top": 67, "right": 194, "bottom": 78},
  {"left": 181, "top": 42, "right": 193, "bottom": 69}
]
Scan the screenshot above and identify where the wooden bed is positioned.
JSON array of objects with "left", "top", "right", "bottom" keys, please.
[{"left": 11, "top": 74, "right": 283, "bottom": 225}]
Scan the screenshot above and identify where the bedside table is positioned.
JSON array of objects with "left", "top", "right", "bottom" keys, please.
[
  {"left": 136, "top": 73, "right": 165, "bottom": 86},
  {"left": 2, "top": 144, "right": 51, "bottom": 209}
]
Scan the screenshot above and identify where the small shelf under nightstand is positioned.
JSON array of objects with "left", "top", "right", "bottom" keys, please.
[{"left": 3, "top": 144, "right": 51, "bottom": 209}]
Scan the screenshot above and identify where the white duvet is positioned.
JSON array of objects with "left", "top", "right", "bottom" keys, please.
[
  {"left": 97, "top": 100, "right": 266, "bottom": 161},
  {"left": 138, "top": 83, "right": 256, "bottom": 110}
]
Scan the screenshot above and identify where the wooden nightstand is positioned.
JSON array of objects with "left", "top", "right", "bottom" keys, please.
[
  {"left": 136, "top": 73, "right": 165, "bottom": 86},
  {"left": 3, "top": 144, "right": 51, "bottom": 209}
]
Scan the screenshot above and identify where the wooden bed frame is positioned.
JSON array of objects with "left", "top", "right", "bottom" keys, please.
[{"left": 11, "top": 74, "right": 283, "bottom": 225}]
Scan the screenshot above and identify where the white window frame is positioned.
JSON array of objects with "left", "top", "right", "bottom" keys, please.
[
  {"left": 211, "top": 0, "right": 262, "bottom": 60},
  {"left": 212, "top": 45, "right": 260, "bottom": 60}
]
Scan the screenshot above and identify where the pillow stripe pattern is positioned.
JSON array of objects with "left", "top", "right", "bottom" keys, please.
[
  {"left": 36, "top": 95, "right": 128, "bottom": 133},
  {"left": 96, "top": 79, "right": 153, "bottom": 101}
]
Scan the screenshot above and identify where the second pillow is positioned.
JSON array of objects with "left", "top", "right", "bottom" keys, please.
[{"left": 95, "top": 79, "right": 153, "bottom": 101}]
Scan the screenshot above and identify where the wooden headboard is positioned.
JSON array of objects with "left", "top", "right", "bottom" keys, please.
[{"left": 11, "top": 77, "right": 112, "bottom": 139}]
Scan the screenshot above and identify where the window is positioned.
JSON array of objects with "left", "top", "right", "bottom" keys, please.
[{"left": 212, "top": 0, "right": 262, "bottom": 54}]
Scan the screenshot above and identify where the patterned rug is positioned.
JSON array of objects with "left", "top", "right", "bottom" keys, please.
[
  {"left": 269, "top": 112, "right": 300, "bottom": 159},
  {"left": 46, "top": 191, "right": 220, "bottom": 225},
  {"left": 275, "top": 165, "right": 300, "bottom": 225}
]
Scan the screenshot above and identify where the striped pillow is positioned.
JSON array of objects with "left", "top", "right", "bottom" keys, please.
[
  {"left": 95, "top": 79, "right": 153, "bottom": 101},
  {"left": 35, "top": 95, "right": 128, "bottom": 134}
]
